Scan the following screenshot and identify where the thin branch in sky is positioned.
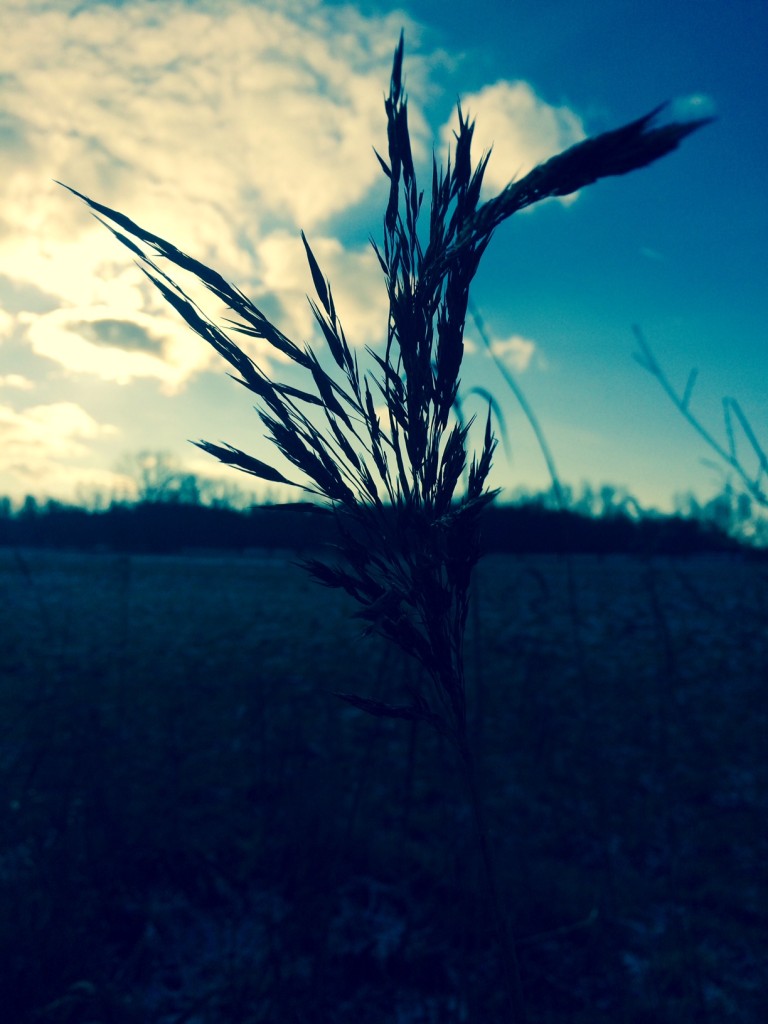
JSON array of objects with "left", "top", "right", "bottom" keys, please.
[{"left": 634, "top": 326, "right": 768, "bottom": 509}]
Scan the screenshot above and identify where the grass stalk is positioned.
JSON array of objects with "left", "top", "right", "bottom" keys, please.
[
  {"left": 635, "top": 327, "right": 768, "bottom": 513},
  {"left": 61, "top": 29, "right": 711, "bottom": 1017},
  {"left": 457, "top": 730, "right": 527, "bottom": 1022}
]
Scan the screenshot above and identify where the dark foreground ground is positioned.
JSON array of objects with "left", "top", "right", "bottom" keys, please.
[{"left": 1, "top": 549, "right": 765, "bottom": 1023}]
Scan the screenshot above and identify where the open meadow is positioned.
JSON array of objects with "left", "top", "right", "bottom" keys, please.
[{"left": 1, "top": 547, "right": 766, "bottom": 1022}]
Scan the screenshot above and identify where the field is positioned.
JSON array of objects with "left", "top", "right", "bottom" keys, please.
[{"left": 1, "top": 547, "right": 766, "bottom": 1023}]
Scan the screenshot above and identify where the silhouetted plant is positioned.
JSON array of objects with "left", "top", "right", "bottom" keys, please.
[
  {"left": 62, "top": 32, "right": 711, "bottom": 1021},
  {"left": 635, "top": 328, "right": 768, "bottom": 521}
]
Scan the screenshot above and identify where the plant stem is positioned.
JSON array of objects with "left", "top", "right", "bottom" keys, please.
[{"left": 457, "top": 735, "right": 527, "bottom": 1023}]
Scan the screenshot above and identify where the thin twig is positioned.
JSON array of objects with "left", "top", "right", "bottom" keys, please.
[{"left": 634, "top": 327, "right": 768, "bottom": 510}]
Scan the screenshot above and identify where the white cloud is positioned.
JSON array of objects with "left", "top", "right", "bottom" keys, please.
[
  {"left": 0, "top": 374, "right": 34, "bottom": 390},
  {"left": 2, "top": 0, "right": 420, "bottom": 238},
  {"left": 0, "top": 1, "right": 577, "bottom": 504},
  {"left": 0, "top": 400, "right": 117, "bottom": 453},
  {"left": 0, "top": 399, "right": 119, "bottom": 498},
  {"left": 440, "top": 80, "right": 585, "bottom": 198},
  {"left": 255, "top": 230, "right": 389, "bottom": 348},
  {"left": 18, "top": 306, "right": 214, "bottom": 394},
  {"left": 0, "top": 0, "right": 429, "bottom": 391},
  {"left": 488, "top": 334, "right": 536, "bottom": 372},
  {"left": 0, "top": 308, "right": 14, "bottom": 340}
]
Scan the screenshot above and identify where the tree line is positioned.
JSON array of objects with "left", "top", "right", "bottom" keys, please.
[{"left": 0, "top": 488, "right": 758, "bottom": 557}]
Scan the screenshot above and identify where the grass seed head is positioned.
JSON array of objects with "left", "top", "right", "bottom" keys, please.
[{"left": 62, "top": 31, "right": 711, "bottom": 744}]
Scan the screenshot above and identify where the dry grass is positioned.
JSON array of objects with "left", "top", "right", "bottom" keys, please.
[
  {"left": 1, "top": 548, "right": 765, "bottom": 1022},
  {"left": 635, "top": 329, "right": 768, "bottom": 539}
]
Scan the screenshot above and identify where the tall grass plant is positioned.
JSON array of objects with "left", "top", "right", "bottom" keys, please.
[{"left": 62, "top": 32, "right": 711, "bottom": 1019}]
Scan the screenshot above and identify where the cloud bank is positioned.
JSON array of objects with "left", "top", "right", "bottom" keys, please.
[
  {"left": 440, "top": 80, "right": 585, "bottom": 197},
  {"left": 1, "top": 0, "right": 422, "bottom": 383},
  {"left": 0, "top": 399, "right": 119, "bottom": 496},
  {"left": 0, "top": 0, "right": 589, "bottom": 500}
]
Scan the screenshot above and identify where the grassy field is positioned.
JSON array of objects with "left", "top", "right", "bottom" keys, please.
[{"left": 0, "top": 547, "right": 765, "bottom": 1023}]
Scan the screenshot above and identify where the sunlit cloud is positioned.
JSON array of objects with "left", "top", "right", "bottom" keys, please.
[
  {"left": 0, "top": 308, "right": 14, "bottom": 340},
  {"left": 0, "top": 374, "right": 35, "bottom": 390},
  {"left": 255, "top": 230, "right": 389, "bottom": 348},
  {"left": 440, "top": 80, "right": 585, "bottom": 198},
  {"left": 3, "top": 0, "right": 422, "bottom": 238},
  {"left": 18, "top": 306, "right": 214, "bottom": 393},
  {"left": 0, "top": 0, "right": 429, "bottom": 393},
  {"left": 488, "top": 334, "right": 537, "bottom": 372},
  {"left": 0, "top": 400, "right": 118, "bottom": 454},
  {"left": 1, "top": 0, "right": 566, "bottom": 416},
  {"left": 0, "top": 399, "right": 119, "bottom": 498}
]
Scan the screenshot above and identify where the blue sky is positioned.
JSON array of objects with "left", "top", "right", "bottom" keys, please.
[{"left": 1, "top": 0, "right": 765, "bottom": 510}]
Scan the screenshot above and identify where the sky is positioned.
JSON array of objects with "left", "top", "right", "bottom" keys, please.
[{"left": 1, "top": 0, "right": 766, "bottom": 511}]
